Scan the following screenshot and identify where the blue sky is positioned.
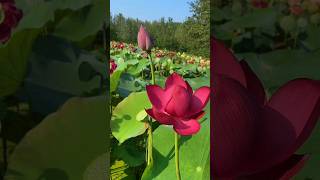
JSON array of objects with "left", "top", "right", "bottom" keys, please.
[{"left": 110, "top": 0, "right": 194, "bottom": 22}]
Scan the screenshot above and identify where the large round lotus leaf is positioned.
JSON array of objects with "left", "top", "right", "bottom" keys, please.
[
  {"left": 111, "top": 91, "right": 151, "bottom": 144},
  {"left": 0, "top": 29, "right": 39, "bottom": 97},
  {"left": 53, "top": 0, "right": 107, "bottom": 41},
  {"left": 83, "top": 153, "right": 109, "bottom": 180},
  {"left": 5, "top": 96, "right": 109, "bottom": 180},
  {"left": 15, "top": 0, "right": 92, "bottom": 31}
]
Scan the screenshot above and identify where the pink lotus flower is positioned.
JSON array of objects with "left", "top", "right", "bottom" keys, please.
[
  {"left": 145, "top": 73, "right": 210, "bottom": 135},
  {"left": 0, "top": 0, "right": 22, "bottom": 43},
  {"left": 117, "top": 42, "right": 125, "bottom": 49},
  {"left": 251, "top": 0, "right": 269, "bottom": 8},
  {"left": 110, "top": 59, "right": 117, "bottom": 74},
  {"left": 211, "top": 37, "right": 320, "bottom": 179},
  {"left": 137, "top": 25, "right": 153, "bottom": 51}
]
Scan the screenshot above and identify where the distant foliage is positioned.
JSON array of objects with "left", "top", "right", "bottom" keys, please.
[{"left": 110, "top": 0, "right": 210, "bottom": 57}]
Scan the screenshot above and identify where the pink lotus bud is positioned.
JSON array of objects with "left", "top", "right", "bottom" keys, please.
[{"left": 137, "top": 25, "right": 153, "bottom": 51}]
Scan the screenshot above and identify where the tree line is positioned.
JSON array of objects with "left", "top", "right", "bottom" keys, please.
[{"left": 110, "top": 0, "right": 209, "bottom": 57}]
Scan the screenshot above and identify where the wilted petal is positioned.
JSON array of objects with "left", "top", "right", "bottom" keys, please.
[
  {"left": 165, "top": 85, "right": 191, "bottom": 117},
  {"left": 211, "top": 75, "right": 259, "bottom": 177},
  {"left": 173, "top": 119, "right": 200, "bottom": 135},
  {"left": 211, "top": 37, "right": 247, "bottom": 87},
  {"left": 240, "top": 154, "right": 308, "bottom": 180},
  {"left": 240, "top": 60, "right": 266, "bottom": 104},
  {"left": 145, "top": 108, "right": 172, "bottom": 125},
  {"left": 268, "top": 78, "right": 320, "bottom": 151},
  {"left": 188, "top": 86, "right": 210, "bottom": 116}
]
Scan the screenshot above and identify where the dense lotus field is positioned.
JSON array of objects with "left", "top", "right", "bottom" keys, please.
[
  {"left": 110, "top": 41, "right": 210, "bottom": 78},
  {"left": 109, "top": 40, "right": 211, "bottom": 179}
]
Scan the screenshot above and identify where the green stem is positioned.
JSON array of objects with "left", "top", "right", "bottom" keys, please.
[
  {"left": 175, "top": 132, "right": 181, "bottom": 180},
  {"left": 147, "top": 122, "right": 153, "bottom": 165},
  {"left": 146, "top": 53, "right": 155, "bottom": 166},
  {"left": 149, "top": 54, "right": 156, "bottom": 85},
  {"left": 141, "top": 69, "right": 144, "bottom": 80}
]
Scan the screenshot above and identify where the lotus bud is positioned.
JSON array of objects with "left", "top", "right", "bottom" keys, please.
[{"left": 137, "top": 25, "right": 153, "bottom": 52}]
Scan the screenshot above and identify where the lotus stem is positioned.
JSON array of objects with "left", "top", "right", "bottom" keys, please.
[
  {"left": 175, "top": 132, "right": 181, "bottom": 180},
  {"left": 146, "top": 53, "right": 155, "bottom": 166},
  {"left": 147, "top": 122, "right": 153, "bottom": 165},
  {"left": 149, "top": 54, "right": 156, "bottom": 85}
]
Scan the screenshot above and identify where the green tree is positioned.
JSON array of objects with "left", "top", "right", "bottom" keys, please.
[
  {"left": 110, "top": 0, "right": 210, "bottom": 57},
  {"left": 182, "top": 0, "right": 210, "bottom": 57}
]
